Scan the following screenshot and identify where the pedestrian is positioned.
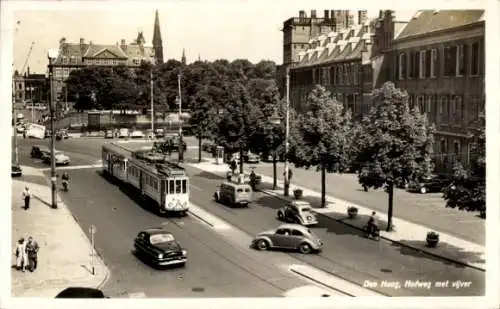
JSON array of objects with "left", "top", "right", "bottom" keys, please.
[
  {"left": 15, "top": 238, "right": 27, "bottom": 272},
  {"left": 22, "top": 186, "right": 31, "bottom": 210},
  {"left": 25, "top": 236, "right": 40, "bottom": 272}
]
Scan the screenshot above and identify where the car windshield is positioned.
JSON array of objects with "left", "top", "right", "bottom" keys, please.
[
  {"left": 150, "top": 233, "right": 175, "bottom": 244},
  {"left": 300, "top": 207, "right": 312, "bottom": 212}
]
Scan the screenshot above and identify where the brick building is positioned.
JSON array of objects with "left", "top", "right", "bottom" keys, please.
[
  {"left": 278, "top": 10, "right": 366, "bottom": 96},
  {"left": 390, "top": 10, "right": 485, "bottom": 172},
  {"left": 47, "top": 10, "right": 164, "bottom": 100}
]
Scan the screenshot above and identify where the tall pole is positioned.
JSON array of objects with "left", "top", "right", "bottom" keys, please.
[
  {"left": 284, "top": 70, "right": 290, "bottom": 196},
  {"left": 49, "top": 70, "right": 57, "bottom": 209},
  {"left": 13, "top": 79, "right": 19, "bottom": 165},
  {"left": 150, "top": 68, "right": 154, "bottom": 136},
  {"left": 30, "top": 87, "right": 34, "bottom": 122},
  {"left": 178, "top": 73, "right": 184, "bottom": 162}
]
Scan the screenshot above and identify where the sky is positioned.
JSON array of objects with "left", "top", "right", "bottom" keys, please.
[{"left": 6, "top": 1, "right": 417, "bottom": 74}]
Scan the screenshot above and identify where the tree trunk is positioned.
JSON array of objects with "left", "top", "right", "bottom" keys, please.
[
  {"left": 387, "top": 182, "right": 394, "bottom": 232},
  {"left": 321, "top": 164, "right": 326, "bottom": 208},
  {"left": 272, "top": 153, "right": 277, "bottom": 190},
  {"left": 239, "top": 148, "right": 244, "bottom": 175},
  {"left": 198, "top": 135, "right": 202, "bottom": 163}
]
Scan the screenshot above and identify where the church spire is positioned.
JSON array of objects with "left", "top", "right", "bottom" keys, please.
[
  {"left": 181, "top": 48, "right": 186, "bottom": 65},
  {"left": 152, "top": 10, "right": 164, "bottom": 64}
]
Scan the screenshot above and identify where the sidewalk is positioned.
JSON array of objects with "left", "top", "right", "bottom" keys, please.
[
  {"left": 11, "top": 165, "right": 109, "bottom": 297},
  {"left": 188, "top": 159, "right": 485, "bottom": 271}
]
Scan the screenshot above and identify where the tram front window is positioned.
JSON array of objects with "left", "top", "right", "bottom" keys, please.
[
  {"left": 182, "top": 180, "right": 187, "bottom": 193},
  {"left": 169, "top": 180, "right": 174, "bottom": 194},
  {"left": 176, "top": 180, "right": 182, "bottom": 194}
]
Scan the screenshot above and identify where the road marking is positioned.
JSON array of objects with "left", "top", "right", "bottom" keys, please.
[
  {"left": 128, "top": 292, "right": 147, "bottom": 298},
  {"left": 188, "top": 203, "right": 231, "bottom": 230},
  {"left": 38, "top": 163, "right": 102, "bottom": 171}
]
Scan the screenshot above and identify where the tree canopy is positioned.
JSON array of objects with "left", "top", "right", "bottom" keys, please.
[{"left": 442, "top": 126, "right": 485, "bottom": 215}]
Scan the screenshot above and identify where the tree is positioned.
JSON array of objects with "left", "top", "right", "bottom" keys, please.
[
  {"left": 216, "top": 82, "right": 263, "bottom": 174},
  {"left": 442, "top": 126, "right": 485, "bottom": 217},
  {"left": 289, "top": 85, "right": 353, "bottom": 207},
  {"left": 355, "top": 82, "right": 434, "bottom": 231}
]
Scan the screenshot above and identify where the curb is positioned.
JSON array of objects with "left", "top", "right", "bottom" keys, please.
[
  {"left": 260, "top": 189, "right": 486, "bottom": 272},
  {"left": 29, "top": 167, "right": 113, "bottom": 289},
  {"left": 288, "top": 268, "right": 355, "bottom": 297}
]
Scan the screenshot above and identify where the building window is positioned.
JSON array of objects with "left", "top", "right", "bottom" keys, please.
[
  {"left": 330, "top": 67, "right": 336, "bottom": 85},
  {"left": 455, "top": 96, "right": 463, "bottom": 122},
  {"left": 471, "top": 42, "right": 480, "bottom": 76},
  {"left": 439, "top": 96, "right": 448, "bottom": 122},
  {"left": 353, "top": 63, "right": 359, "bottom": 85},
  {"left": 419, "top": 51, "right": 427, "bottom": 79},
  {"left": 453, "top": 140, "right": 461, "bottom": 161},
  {"left": 426, "top": 95, "right": 434, "bottom": 121},
  {"left": 339, "top": 66, "right": 344, "bottom": 84},
  {"left": 398, "top": 53, "right": 406, "bottom": 80},
  {"left": 444, "top": 46, "right": 457, "bottom": 77},
  {"left": 456, "top": 44, "right": 467, "bottom": 76},
  {"left": 430, "top": 49, "right": 437, "bottom": 78},
  {"left": 417, "top": 95, "right": 425, "bottom": 113},
  {"left": 344, "top": 64, "right": 349, "bottom": 85},
  {"left": 62, "top": 56, "right": 68, "bottom": 65},
  {"left": 407, "top": 94, "right": 413, "bottom": 109},
  {"left": 450, "top": 96, "right": 457, "bottom": 120}
]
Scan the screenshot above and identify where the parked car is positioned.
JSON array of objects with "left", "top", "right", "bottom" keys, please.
[
  {"left": 55, "top": 129, "right": 69, "bottom": 140},
  {"left": 130, "top": 130, "right": 145, "bottom": 138},
  {"left": 214, "top": 182, "right": 253, "bottom": 207},
  {"left": 277, "top": 200, "right": 318, "bottom": 226},
  {"left": 245, "top": 152, "right": 260, "bottom": 164},
  {"left": 119, "top": 128, "right": 129, "bottom": 138},
  {"left": 31, "top": 145, "right": 50, "bottom": 158},
  {"left": 43, "top": 151, "right": 70, "bottom": 165},
  {"left": 105, "top": 130, "right": 114, "bottom": 139},
  {"left": 155, "top": 128, "right": 165, "bottom": 138},
  {"left": 408, "top": 174, "right": 451, "bottom": 194},
  {"left": 251, "top": 224, "right": 323, "bottom": 254},
  {"left": 133, "top": 228, "right": 187, "bottom": 268},
  {"left": 11, "top": 164, "right": 22, "bottom": 177}
]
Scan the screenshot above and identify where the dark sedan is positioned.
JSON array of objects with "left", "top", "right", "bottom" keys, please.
[
  {"left": 408, "top": 174, "right": 451, "bottom": 194},
  {"left": 11, "top": 164, "right": 22, "bottom": 177},
  {"left": 133, "top": 228, "right": 187, "bottom": 268}
]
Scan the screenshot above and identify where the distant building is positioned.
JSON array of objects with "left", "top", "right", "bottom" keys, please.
[
  {"left": 47, "top": 10, "right": 164, "bottom": 100},
  {"left": 287, "top": 10, "right": 372, "bottom": 118},
  {"left": 12, "top": 70, "right": 25, "bottom": 103},
  {"left": 390, "top": 10, "right": 485, "bottom": 172}
]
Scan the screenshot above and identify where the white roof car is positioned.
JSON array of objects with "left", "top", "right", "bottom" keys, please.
[
  {"left": 119, "top": 128, "right": 129, "bottom": 137},
  {"left": 130, "top": 130, "right": 145, "bottom": 138}
]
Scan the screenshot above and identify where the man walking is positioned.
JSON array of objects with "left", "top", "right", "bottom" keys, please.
[
  {"left": 26, "top": 236, "right": 39, "bottom": 272},
  {"left": 22, "top": 186, "right": 31, "bottom": 210}
]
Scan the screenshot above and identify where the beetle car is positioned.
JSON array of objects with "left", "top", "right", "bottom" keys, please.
[
  {"left": 277, "top": 200, "right": 318, "bottom": 226},
  {"left": 251, "top": 224, "right": 323, "bottom": 254},
  {"left": 133, "top": 228, "right": 187, "bottom": 267},
  {"left": 43, "top": 151, "right": 70, "bottom": 165},
  {"left": 11, "top": 164, "right": 22, "bottom": 177}
]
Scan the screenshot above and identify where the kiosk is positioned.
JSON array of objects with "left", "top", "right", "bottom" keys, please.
[{"left": 215, "top": 146, "right": 224, "bottom": 165}]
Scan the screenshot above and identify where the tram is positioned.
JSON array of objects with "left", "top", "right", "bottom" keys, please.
[{"left": 102, "top": 142, "right": 190, "bottom": 216}]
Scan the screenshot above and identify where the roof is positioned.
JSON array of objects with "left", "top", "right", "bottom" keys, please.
[
  {"left": 291, "top": 200, "right": 312, "bottom": 207},
  {"left": 52, "top": 39, "right": 155, "bottom": 66},
  {"left": 143, "top": 228, "right": 172, "bottom": 235},
  {"left": 396, "top": 10, "right": 484, "bottom": 40}
]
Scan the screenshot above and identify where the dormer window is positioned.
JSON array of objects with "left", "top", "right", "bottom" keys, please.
[{"left": 62, "top": 56, "right": 69, "bottom": 65}]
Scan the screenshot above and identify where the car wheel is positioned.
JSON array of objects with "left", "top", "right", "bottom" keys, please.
[
  {"left": 420, "top": 187, "right": 427, "bottom": 194},
  {"left": 213, "top": 193, "right": 219, "bottom": 203},
  {"left": 298, "top": 243, "right": 313, "bottom": 254},
  {"left": 277, "top": 211, "right": 284, "bottom": 221},
  {"left": 178, "top": 262, "right": 186, "bottom": 268},
  {"left": 295, "top": 217, "right": 302, "bottom": 225},
  {"left": 256, "top": 239, "right": 269, "bottom": 251}
]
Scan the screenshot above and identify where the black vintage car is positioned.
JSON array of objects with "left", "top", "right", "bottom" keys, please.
[
  {"left": 133, "top": 228, "right": 187, "bottom": 268},
  {"left": 11, "top": 164, "right": 22, "bottom": 177},
  {"left": 408, "top": 174, "right": 451, "bottom": 194}
]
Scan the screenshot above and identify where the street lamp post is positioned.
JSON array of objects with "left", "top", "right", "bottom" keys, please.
[
  {"left": 177, "top": 73, "right": 184, "bottom": 162},
  {"left": 269, "top": 70, "right": 291, "bottom": 196},
  {"left": 150, "top": 68, "right": 154, "bottom": 137},
  {"left": 49, "top": 68, "right": 57, "bottom": 209}
]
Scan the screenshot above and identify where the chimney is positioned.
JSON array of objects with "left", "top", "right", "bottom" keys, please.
[
  {"left": 59, "top": 37, "right": 66, "bottom": 45},
  {"left": 358, "top": 10, "right": 367, "bottom": 25},
  {"left": 347, "top": 11, "right": 354, "bottom": 26},
  {"left": 299, "top": 10, "right": 305, "bottom": 19},
  {"left": 80, "top": 38, "right": 84, "bottom": 45},
  {"left": 121, "top": 39, "right": 126, "bottom": 46},
  {"left": 311, "top": 10, "right": 317, "bottom": 19},
  {"left": 324, "top": 10, "right": 329, "bottom": 19}
]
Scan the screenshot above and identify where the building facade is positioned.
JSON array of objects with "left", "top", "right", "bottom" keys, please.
[
  {"left": 390, "top": 10, "right": 485, "bottom": 172},
  {"left": 12, "top": 71, "right": 25, "bottom": 103},
  {"left": 284, "top": 10, "right": 485, "bottom": 173},
  {"left": 288, "top": 10, "right": 371, "bottom": 118},
  {"left": 47, "top": 10, "right": 164, "bottom": 100},
  {"left": 279, "top": 10, "right": 367, "bottom": 95}
]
